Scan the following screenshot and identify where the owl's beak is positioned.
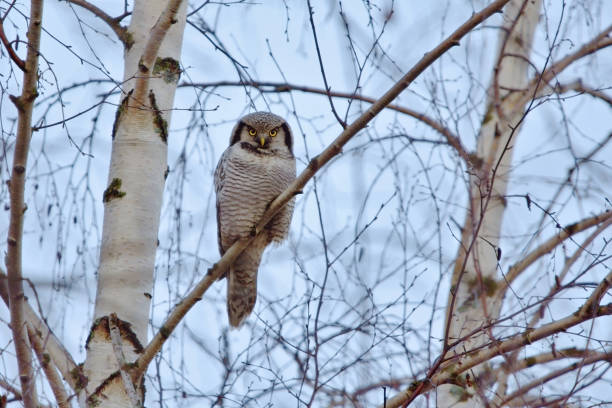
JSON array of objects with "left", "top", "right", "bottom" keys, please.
[{"left": 259, "top": 135, "right": 266, "bottom": 147}]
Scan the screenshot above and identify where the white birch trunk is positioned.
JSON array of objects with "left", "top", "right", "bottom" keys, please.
[
  {"left": 437, "top": 0, "right": 542, "bottom": 406},
  {"left": 83, "top": 0, "right": 187, "bottom": 405}
]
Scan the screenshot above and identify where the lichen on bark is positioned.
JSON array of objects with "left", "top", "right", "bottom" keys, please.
[
  {"left": 102, "top": 178, "right": 126, "bottom": 203},
  {"left": 153, "top": 57, "right": 181, "bottom": 83}
]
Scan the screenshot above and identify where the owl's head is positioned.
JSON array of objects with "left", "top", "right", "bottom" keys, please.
[{"left": 230, "top": 112, "right": 293, "bottom": 154}]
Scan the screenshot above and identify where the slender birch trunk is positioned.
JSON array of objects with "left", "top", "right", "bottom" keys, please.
[
  {"left": 82, "top": 0, "right": 187, "bottom": 405},
  {"left": 438, "top": 0, "right": 542, "bottom": 406},
  {"left": 6, "top": 1, "right": 44, "bottom": 406}
]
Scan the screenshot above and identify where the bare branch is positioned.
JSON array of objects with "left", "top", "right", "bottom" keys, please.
[
  {"left": 506, "top": 348, "right": 610, "bottom": 374},
  {"left": 527, "top": 217, "right": 612, "bottom": 329},
  {"left": 0, "top": 378, "right": 22, "bottom": 402},
  {"left": 0, "top": 270, "right": 81, "bottom": 395},
  {"left": 183, "top": 80, "right": 474, "bottom": 166},
  {"left": 550, "top": 80, "right": 612, "bottom": 108},
  {"left": 527, "top": 132, "right": 612, "bottom": 249},
  {"left": 516, "top": 24, "right": 612, "bottom": 114},
  {"left": 579, "top": 267, "right": 612, "bottom": 318},
  {"left": 499, "top": 351, "right": 612, "bottom": 406},
  {"left": 501, "top": 210, "right": 612, "bottom": 290},
  {"left": 65, "top": 0, "right": 131, "bottom": 46},
  {"left": 29, "top": 332, "right": 70, "bottom": 408}
]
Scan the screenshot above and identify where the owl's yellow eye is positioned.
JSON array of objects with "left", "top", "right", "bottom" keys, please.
[
  {"left": 248, "top": 128, "right": 257, "bottom": 136},
  {"left": 269, "top": 129, "right": 278, "bottom": 137}
]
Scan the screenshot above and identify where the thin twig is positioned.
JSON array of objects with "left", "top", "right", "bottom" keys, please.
[
  {"left": 305, "top": 0, "right": 346, "bottom": 128},
  {"left": 0, "top": 19, "right": 26, "bottom": 71},
  {"left": 538, "top": 80, "right": 612, "bottom": 108}
]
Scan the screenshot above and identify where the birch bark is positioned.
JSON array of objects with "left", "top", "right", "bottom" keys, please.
[
  {"left": 82, "top": 0, "right": 187, "bottom": 405},
  {"left": 438, "top": 0, "right": 542, "bottom": 405}
]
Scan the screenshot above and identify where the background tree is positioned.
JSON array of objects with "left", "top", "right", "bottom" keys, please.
[{"left": 1, "top": 0, "right": 611, "bottom": 407}]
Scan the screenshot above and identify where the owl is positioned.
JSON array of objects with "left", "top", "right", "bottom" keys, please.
[{"left": 214, "top": 112, "right": 296, "bottom": 327}]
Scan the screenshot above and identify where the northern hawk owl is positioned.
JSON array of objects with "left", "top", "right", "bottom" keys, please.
[{"left": 214, "top": 112, "right": 296, "bottom": 327}]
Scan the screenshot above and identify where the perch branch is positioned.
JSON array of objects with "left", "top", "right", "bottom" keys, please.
[{"left": 132, "top": 0, "right": 514, "bottom": 381}]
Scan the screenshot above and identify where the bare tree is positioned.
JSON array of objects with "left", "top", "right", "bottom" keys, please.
[{"left": 1, "top": 0, "right": 611, "bottom": 407}]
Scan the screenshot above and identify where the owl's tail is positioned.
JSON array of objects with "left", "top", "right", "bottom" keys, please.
[{"left": 227, "top": 240, "right": 266, "bottom": 328}]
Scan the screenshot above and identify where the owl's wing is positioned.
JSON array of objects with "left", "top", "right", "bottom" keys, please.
[{"left": 214, "top": 149, "right": 229, "bottom": 256}]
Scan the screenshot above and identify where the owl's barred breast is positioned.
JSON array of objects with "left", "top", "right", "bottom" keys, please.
[{"left": 217, "top": 143, "right": 296, "bottom": 252}]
